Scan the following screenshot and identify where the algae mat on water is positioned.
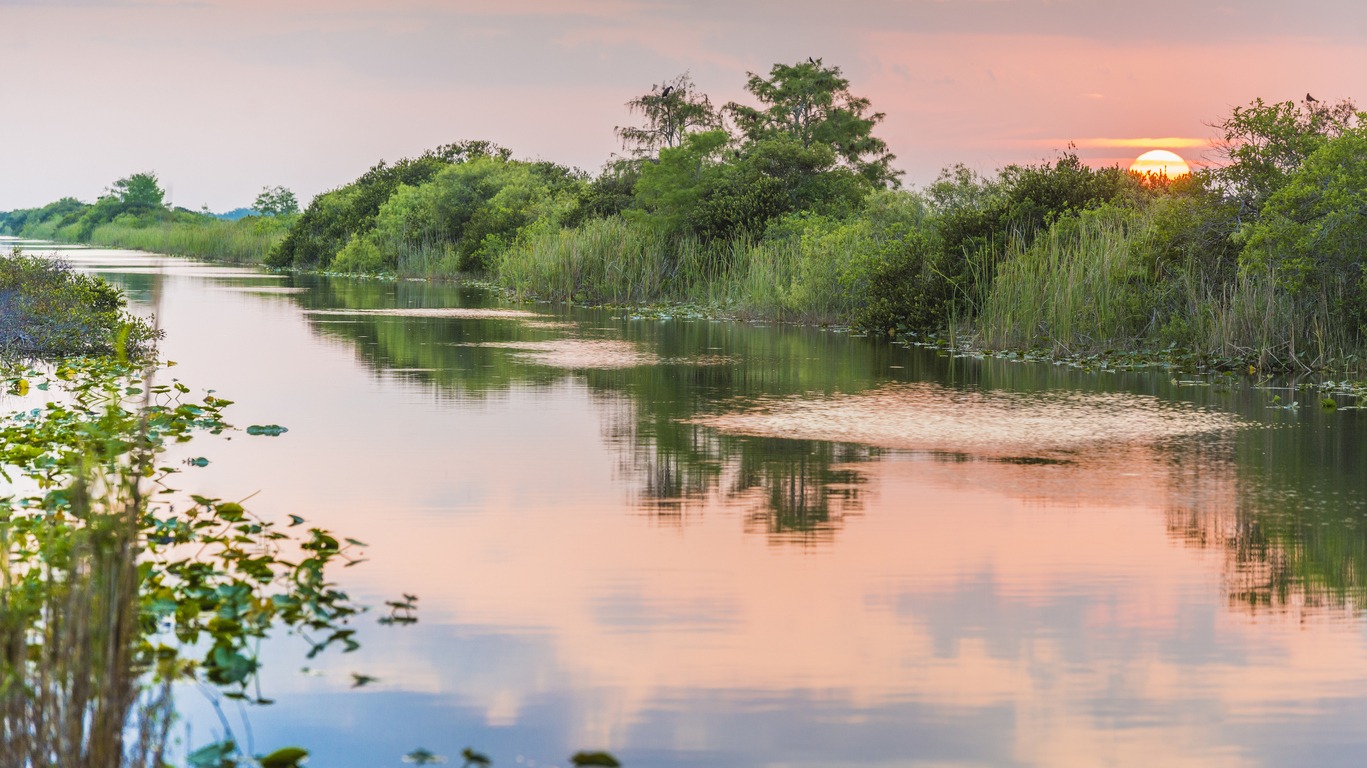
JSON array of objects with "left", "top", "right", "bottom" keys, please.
[{"left": 688, "top": 382, "right": 1249, "bottom": 458}]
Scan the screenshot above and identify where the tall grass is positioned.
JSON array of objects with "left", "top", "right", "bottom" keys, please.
[
  {"left": 88, "top": 219, "right": 284, "bottom": 264},
  {"left": 976, "top": 207, "right": 1157, "bottom": 352},
  {"left": 496, "top": 215, "right": 890, "bottom": 326},
  {"left": 1177, "top": 269, "right": 1357, "bottom": 369},
  {"left": 0, "top": 459, "right": 172, "bottom": 768},
  {"left": 497, "top": 217, "right": 680, "bottom": 303}
]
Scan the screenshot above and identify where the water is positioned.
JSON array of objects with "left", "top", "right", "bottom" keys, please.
[{"left": 9, "top": 237, "right": 1367, "bottom": 766}]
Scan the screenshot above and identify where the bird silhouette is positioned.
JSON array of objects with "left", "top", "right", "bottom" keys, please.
[
  {"left": 661, "top": 85, "right": 674, "bottom": 97},
  {"left": 808, "top": 56, "right": 816, "bottom": 64},
  {"left": 1307, "top": 92, "right": 1318, "bottom": 103}
]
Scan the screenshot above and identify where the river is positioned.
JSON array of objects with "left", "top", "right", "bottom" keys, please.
[{"left": 9, "top": 237, "right": 1367, "bottom": 767}]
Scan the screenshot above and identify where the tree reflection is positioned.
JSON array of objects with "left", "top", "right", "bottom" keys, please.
[
  {"left": 1163, "top": 426, "right": 1367, "bottom": 616},
  {"left": 734, "top": 439, "right": 872, "bottom": 546}
]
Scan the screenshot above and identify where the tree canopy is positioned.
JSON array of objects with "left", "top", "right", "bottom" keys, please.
[
  {"left": 727, "top": 58, "right": 900, "bottom": 188},
  {"left": 616, "top": 73, "right": 720, "bottom": 159},
  {"left": 106, "top": 172, "right": 166, "bottom": 212}
]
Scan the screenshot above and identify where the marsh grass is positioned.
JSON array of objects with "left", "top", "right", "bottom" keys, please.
[
  {"left": 89, "top": 219, "right": 284, "bottom": 264},
  {"left": 1176, "top": 270, "right": 1359, "bottom": 370},
  {"left": 496, "top": 216, "right": 884, "bottom": 326},
  {"left": 976, "top": 207, "right": 1158, "bottom": 353}
]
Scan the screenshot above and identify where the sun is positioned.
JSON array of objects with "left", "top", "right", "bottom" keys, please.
[{"left": 1129, "top": 149, "right": 1191, "bottom": 178}]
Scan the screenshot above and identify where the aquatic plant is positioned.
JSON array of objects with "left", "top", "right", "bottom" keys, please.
[{"left": 0, "top": 359, "right": 363, "bottom": 766}]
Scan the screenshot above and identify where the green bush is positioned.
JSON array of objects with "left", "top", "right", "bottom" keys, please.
[{"left": 0, "top": 251, "right": 159, "bottom": 358}]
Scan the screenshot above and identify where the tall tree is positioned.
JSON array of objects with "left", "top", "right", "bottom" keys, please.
[
  {"left": 616, "top": 73, "right": 720, "bottom": 158},
  {"left": 106, "top": 172, "right": 165, "bottom": 212},
  {"left": 1212, "top": 95, "right": 1359, "bottom": 219},
  {"left": 726, "top": 58, "right": 900, "bottom": 187},
  {"left": 252, "top": 185, "right": 300, "bottom": 217}
]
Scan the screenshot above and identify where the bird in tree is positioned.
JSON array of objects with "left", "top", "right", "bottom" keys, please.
[
  {"left": 1306, "top": 92, "right": 1318, "bottom": 103},
  {"left": 726, "top": 58, "right": 901, "bottom": 187},
  {"left": 616, "top": 73, "right": 720, "bottom": 158}
]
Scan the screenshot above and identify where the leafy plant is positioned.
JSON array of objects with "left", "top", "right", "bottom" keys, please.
[{"left": 0, "top": 358, "right": 364, "bottom": 765}]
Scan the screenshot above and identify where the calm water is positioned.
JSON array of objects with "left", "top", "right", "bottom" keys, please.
[{"left": 10, "top": 237, "right": 1367, "bottom": 767}]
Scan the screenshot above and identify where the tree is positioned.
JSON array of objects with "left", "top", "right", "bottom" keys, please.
[
  {"left": 727, "top": 58, "right": 900, "bottom": 187},
  {"left": 106, "top": 172, "right": 165, "bottom": 212},
  {"left": 1241, "top": 124, "right": 1367, "bottom": 333},
  {"left": 627, "top": 129, "right": 731, "bottom": 235},
  {"left": 1212, "top": 95, "right": 1358, "bottom": 219},
  {"left": 252, "top": 185, "right": 300, "bottom": 217},
  {"left": 616, "top": 73, "right": 720, "bottom": 158}
]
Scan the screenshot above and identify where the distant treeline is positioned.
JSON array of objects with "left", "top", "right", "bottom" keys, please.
[
  {"left": 5, "top": 59, "right": 1365, "bottom": 369},
  {"left": 0, "top": 177, "right": 297, "bottom": 263}
]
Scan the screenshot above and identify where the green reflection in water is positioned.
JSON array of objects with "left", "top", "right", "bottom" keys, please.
[{"left": 151, "top": 270, "right": 1367, "bottom": 614}]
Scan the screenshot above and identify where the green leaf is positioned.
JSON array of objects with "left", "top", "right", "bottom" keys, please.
[
  {"left": 258, "top": 747, "right": 309, "bottom": 768},
  {"left": 570, "top": 751, "right": 621, "bottom": 767},
  {"left": 187, "top": 740, "right": 238, "bottom": 768}
]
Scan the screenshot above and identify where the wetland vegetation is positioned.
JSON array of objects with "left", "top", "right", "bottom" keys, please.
[
  {"left": 5, "top": 61, "right": 1364, "bottom": 372},
  {"left": 0, "top": 256, "right": 363, "bottom": 767}
]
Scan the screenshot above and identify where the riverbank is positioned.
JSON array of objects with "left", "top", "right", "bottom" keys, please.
[{"left": 6, "top": 90, "right": 1364, "bottom": 374}]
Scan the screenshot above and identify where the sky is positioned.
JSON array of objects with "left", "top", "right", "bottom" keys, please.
[{"left": 2, "top": 0, "right": 1365, "bottom": 212}]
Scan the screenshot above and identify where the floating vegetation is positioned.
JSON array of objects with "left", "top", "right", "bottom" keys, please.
[
  {"left": 304, "top": 308, "right": 539, "bottom": 319},
  {"left": 219, "top": 286, "right": 309, "bottom": 295},
  {"left": 689, "top": 382, "right": 1247, "bottom": 457},
  {"left": 457, "top": 339, "right": 657, "bottom": 369},
  {"left": 521, "top": 320, "right": 577, "bottom": 330},
  {"left": 246, "top": 423, "right": 289, "bottom": 436}
]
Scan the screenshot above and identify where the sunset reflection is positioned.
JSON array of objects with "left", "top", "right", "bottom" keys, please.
[{"left": 56, "top": 249, "right": 1367, "bottom": 767}]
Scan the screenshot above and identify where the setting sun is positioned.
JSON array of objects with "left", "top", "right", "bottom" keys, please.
[{"left": 1129, "top": 149, "right": 1191, "bottom": 177}]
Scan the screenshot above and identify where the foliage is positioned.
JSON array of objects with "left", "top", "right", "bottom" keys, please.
[
  {"left": 0, "top": 197, "right": 85, "bottom": 236},
  {"left": 1139, "top": 171, "right": 1241, "bottom": 285},
  {"left": 252, "top": 186, "right": 300, "bottom": 218},
  {"left": 727, "top": 58, "right": 900, "bottom": 187},
  {"left": 269, "top": 141, "right": 514, "bottom": 269},
  {"left": 616, "top": 73, "right": 719, "bottom": 158},
  {"left": 926, "top": 153, "right": 1141, "bottom": 314},
  {"left": 333, "top": 156, "right": 584, "bottom": 274},
  {"left": 1212, "top": 96, "right": 1359, "bottom": 216},
  {"left": 0, "top": 358, "right": 363, "bottom": 766},
  {"left": 0, "top": 252, "right": 160, "bottom": 359},
  {"left": 1239, "top": 123, "right": 1367, "bottom": 347},
  {"left": 627, "top": 130, "right": 730, "bottom": 237},
  {"left": 107, "top": 172, "right": 167, "bottom": 214},
  {"left": 688, "top": 136, "right": 870, "bottom": 242},
  {"left": 564, "top": 160, "right": 640, "bottom": 227}
]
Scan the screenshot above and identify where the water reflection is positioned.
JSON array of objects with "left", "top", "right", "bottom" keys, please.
[{"left": 27, "top": 244, "right": 1367, "bottom": 766}]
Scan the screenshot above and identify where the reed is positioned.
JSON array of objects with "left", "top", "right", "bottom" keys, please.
[
  {"left": 496, "top": 216, "right": 676, "bottom": 303},
  {"left": 976, "top": 207, "right": 1157, "bottom": 352},
  {"left": 88, "top": 219, "right": 284, "bottom": 264}
]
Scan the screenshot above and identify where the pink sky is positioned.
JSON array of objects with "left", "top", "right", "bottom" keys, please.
[{"left": 3, "top": 0, "right": 1364, "bottom": 211}]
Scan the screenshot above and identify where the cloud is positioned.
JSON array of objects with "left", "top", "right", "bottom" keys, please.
[{"left": 1044, "top": 137, "right": 1212, "bottom": 149}]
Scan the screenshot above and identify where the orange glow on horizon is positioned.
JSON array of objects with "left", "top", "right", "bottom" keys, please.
[{"left": 1129, "top": 149, "right": 1192, "bottom": 177}]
